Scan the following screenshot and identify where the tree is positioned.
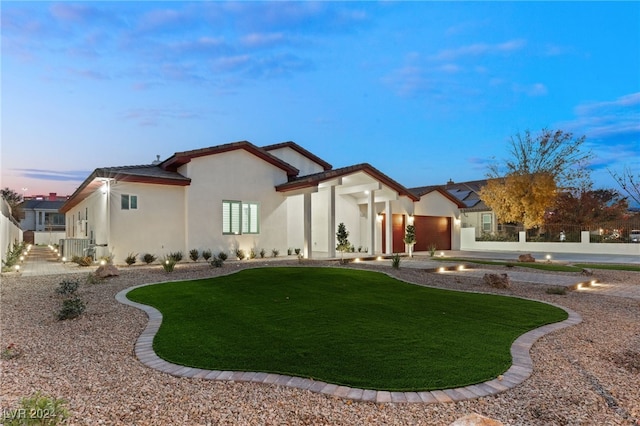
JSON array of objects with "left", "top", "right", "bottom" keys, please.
[
  {"left": 0, "top": 188, "right": 23, "bottom": 221},
  {"left": 609, "top": 166, "right": 640, "bottom": 207},
  {"left": 403, "top": 224, "right": 416, "bottom": 257},
  {"left": 545, "top": 188, "right": 629, "bottom": 228},
  {"left": 336, "top": 222, "right": 351, "bottom": 261},
  {"left": 480, "top": 129, "right": 592, "bottom": 229}
]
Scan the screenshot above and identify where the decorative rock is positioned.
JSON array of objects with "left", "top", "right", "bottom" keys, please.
[
  {"left": 483, "top": 273, "right": 511, "bottom": 289},
  {"left": 581, "top": 268, "right": 594, "bottom": 276},
  {"left": 450, "top": 413, "right": 504, "bottom": 426},
  {"left": 95, "top": 264, "right": 120, "bottom": 278},
  {"left": 518, "top": 253, "right": 536, "bottom": 263}
]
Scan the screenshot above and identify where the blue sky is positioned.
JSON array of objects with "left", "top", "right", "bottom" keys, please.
[{"left": 2, "top": 1, "right": 639, "bottom": 198}]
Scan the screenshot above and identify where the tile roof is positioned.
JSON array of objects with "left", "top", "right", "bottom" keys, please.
[
  {"left": 276, "top": 163, "right": 419, "bottom": 201},
  {"left": 262, "top": 141, "right": 333, "bottom": 171}
]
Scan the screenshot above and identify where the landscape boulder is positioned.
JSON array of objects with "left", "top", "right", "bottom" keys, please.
[
  {"left": 483, "top": 273, "right": 511, "bottom": 289},
  {"left": 518, "top": 253, "right": 536, "bottom": 263},
  {"left": 581, "top": 268, "right": 594, "bottom": 276},
  {"left": 95, "top": 264, "right": 120, "bottom": 278},
  {"left": 450, "top": 413, "right": 504, "bottom": 426}
]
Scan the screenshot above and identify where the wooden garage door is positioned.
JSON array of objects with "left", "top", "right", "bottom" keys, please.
[
  {"left": 413, "top": 216, "right": 451, "bottom": 251},
  {"left": 381, "top": 214, "right": 406, "bottom": 253}
]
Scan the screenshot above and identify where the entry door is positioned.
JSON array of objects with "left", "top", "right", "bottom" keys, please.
[{"left": 381, "top": 214, "right": 406, "bottom": 253}]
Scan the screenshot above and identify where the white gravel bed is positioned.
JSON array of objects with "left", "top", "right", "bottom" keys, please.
[{"left": 1, "top": 261, "right": 639, "bottom": 425}]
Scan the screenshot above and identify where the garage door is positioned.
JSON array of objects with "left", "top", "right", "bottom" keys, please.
[{"left": 413, "top": 216, "right": 451, "bottom": 251}]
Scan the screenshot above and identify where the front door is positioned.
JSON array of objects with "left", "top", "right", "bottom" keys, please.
[{"left": 381, "top": 214, "right": 406, "bottom": 253}]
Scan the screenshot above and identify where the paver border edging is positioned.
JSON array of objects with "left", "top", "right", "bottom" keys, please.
[{"left": 115, "top": 268, "right": 582, "bottom": 404}]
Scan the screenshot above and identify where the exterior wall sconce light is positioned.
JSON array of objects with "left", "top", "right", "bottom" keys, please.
[{"left": 407, "top": 215, "right": 415, "bottom": 225}]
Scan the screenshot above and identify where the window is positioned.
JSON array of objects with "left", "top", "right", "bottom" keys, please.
[
  {"left": 223, "top": 201, "right": 259, "bottom": 234},
  {"left": 121, "top": 194, "right": 138, "bottom": 210},
  {"left": 481, "top": 213, "right": 492, "bottom": 233}
]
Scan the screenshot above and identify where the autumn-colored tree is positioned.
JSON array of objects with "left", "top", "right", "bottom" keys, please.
[
  {"left": 546, "top": 188, "right": 629, "bottom": 228},
  {"left": 480, "top": 129, "right": 592, "bottom": 229},
  {"left": 481, "top": 172, "right": 556, "bottom": 229}
]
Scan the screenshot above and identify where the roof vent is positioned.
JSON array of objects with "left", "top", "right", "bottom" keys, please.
[
  {"left": 446, "top": 178, "right": 454, "bottom": 186},
  {"left": 151, "top": 155, "right": 161, "bottom": 165}
]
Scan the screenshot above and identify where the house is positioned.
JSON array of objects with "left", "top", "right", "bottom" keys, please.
[
  {"left": 20, "top": 193, "right": 68, "bottom": 244},
  {"left": 409, "top": 179, "right": 497, "bottom": 238},
  {"left": 60, "top": 141, "right": 465, "bottom": 264}
]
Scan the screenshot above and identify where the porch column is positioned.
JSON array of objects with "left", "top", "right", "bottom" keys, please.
[
  {"left": 327, "top": 185, "right": 336, "bottom": 258},
  {"left": 367, "top": 190, "right": 376, "bottom": 255},
  {"left": 303, "top": 192, "right": 312, "bottom": 259},
  {"left": 384, "top": 200, "right": 392, "bottom": 254}
]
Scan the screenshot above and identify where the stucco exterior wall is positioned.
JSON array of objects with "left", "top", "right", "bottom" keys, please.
[
  {"left": 108, "top": 181, "right": 185, "bottom": 263},
  {"left": 266, "top": 147, "right": 326, "bottom": 176},
  {"left": 180, "top": 150, "right": 290, "bottom": 257}
]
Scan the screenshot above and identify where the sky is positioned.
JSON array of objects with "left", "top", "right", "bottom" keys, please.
[{"left": 1, "top": 1, "right": 639, "bottom": 199}]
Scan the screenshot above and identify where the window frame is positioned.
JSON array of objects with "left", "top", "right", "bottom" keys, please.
[
  {"left": 121, "top": 194, "right": 138, "bottom": 210},
  {"left": 222, "top": 200, "right": 259, "bottom": 235},
  {"left": 481, "top": 213, "right": 492, "bottom": 233}
]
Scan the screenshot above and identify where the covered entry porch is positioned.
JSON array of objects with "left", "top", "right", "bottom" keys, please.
[{"left": 277, "top": 164, "right": 418, "bottom": 258}]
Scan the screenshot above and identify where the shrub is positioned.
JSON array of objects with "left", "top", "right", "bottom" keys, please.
[
  {"left": 142, "top": 253, "right": 157, "bottom": 264},
  {"left": 259, "top": 248, "right": 266, "bottom": 258},
  {"left": 57, "top": 297, "right": 86, "bottom": 320},
  {"left": 161, "top": 257, "right": 176, "bottom": 273},
  {"left": 189, "top": 249, "right": 200, "bottom": 262},
  {"left": 249, "top": 248, "right": 257, "bottom": 259},
  {"left": 86, "top": 273, "right": 103, "bottom": 285},
  {"left": 546, "top": 287, "right": 568, "bottom": 295},
  {"left": 202, "top": 250, "right": 212, "bottom": 261},
  {"left": 294, "top": 248, "right": 301, "bottom": 256},
  {"left": 2, "top": 241, "right": 26, "bottom": 270},
  {"left": 211, "top": 258, "right": 224, "bottom": 268},
  {"left": 271, "top": 249, "right": 279, "bottom": 258},
  {"left": 72, "top": 256, "right": 93, "bottom": 267},
  {"left": 217, "top": 251, "right": 228, "bottom": 261},
  {"left": 391, "top": 253, "right": 401, "bottom": 269},
  {"left": 287, "top": 248, "right": 293, "bottom": 255},
  {"left": 2, "top": 391, "right": 69, "bottom": 425},
  {"left": 125, "top": 253, "right": 137, "bottom": 266},
  {"left": 428, "top": 244, "right": 437, "bottom": 257},
  {"left": 55, "top": 280, "right": 79, "bottom": 296},
  {"left": 235, "top": 248, "right": 245, "bottom": 260},
  {"left": 168, "top": 251, "right": 183, "bottom": 262}
]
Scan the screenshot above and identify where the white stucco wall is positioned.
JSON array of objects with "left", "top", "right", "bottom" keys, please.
[
  {"left": 108, "top": 181, "right": 185, "bottom": 263},
  {"left": 180, "top": 150, "right": 290, "bottom": 257},
  {"left": 266, "top": 147, "right": 326, "bottom": 176}
]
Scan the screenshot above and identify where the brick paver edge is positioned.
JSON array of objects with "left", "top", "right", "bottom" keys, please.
[{"left": 114, "top": 270, "right": 582, "bottom": 404}]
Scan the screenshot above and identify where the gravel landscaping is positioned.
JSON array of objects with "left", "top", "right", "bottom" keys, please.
[{"left": 1, "top": 260, "right": 639, "bottom": 425}]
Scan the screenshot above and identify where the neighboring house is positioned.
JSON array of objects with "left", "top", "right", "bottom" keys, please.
[
  {"left": 20, "top": 193, "right": 68, "bottom": 244},
  {"left": 409, "top": 179, "right": 497, "bottom": 238},
  {"left": 61, "top": 141, "right": 465, "bottom": 264}
]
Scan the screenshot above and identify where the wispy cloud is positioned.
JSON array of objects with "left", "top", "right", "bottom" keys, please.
[
  {"left": 14, "top": 169, "right": 91, "bottom": 182},
  {"left": 431, "top": 39, "right": 526, "bottom": 61}
]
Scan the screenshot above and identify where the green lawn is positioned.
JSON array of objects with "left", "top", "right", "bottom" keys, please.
[{"left": 127, "top": 267, "right": 567, "bottom": 391}]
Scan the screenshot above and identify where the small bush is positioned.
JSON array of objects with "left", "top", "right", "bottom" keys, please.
[
  {"left": 259, "top": 248, "right": 266, "bottom": 258},
  {"left": 142, "top": 253, "right": 157, "bottom": 264},
  {"left": 125, "top": 253, "right": 137, "bottom": 266},
  {"left": 271, "top": 249, "right": 279, "bottom": 258},
  {"left": 249, "top": 248, "right": 257, "bottom": 259},
  {"left": 218, "top": 251, "right": 228, "bottom": 261},
  {"left": 168, "top": 251, "right": 183, "bottom": 262},
  {"left": 72, "top": 256, "right": 93, "bottom": 267},
  {"left": 55, "top": 280, "right": 79, "bottom": 296},
  {"left": 428, "top": 244, "right": 437, "bottom": 257},
  {"left": 189, "top": 249, "right": 200, "bottom": 262},
  {"left": 86, "top": 273, "right": 103, "bottom": 285},
  {"left": 546, "top": 287, "right": 568, "bottom": 295},
  {"left": 294, "top": 248, "right": 301, "bottom": 255},
  {"left": 162, "top": 257, "right": 176, "bottom": 273},
  {"left": 2, "top": 391, "right": 69, "bottom": 425},
  {"left": 287, "top": 248, "right": 293, "bottom": 255},
  {"left": 235, "top": 248, "right": 246, "bottom": 260},
  {"left": 57, "top": 297, "right": 86, "bottom": 320},
  {"left": 391, "top": 253, "right": 401, "bottom": 269},
  {"left": 211, "top": 258, "right": 224, "bottom": 268},
  {"left": 202, "top": 250, "right": 212, "bottom": 261}
]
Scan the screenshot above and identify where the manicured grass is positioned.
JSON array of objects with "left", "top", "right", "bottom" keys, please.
[
  {"left": 434, "top": 257, "right": 582, "bottom": 272},
  {"left": 127, "top": 267, "right": 567, "bottom": 391},
  {"left": 574, "top": 263, "right": 640, "bottom": 272}
]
